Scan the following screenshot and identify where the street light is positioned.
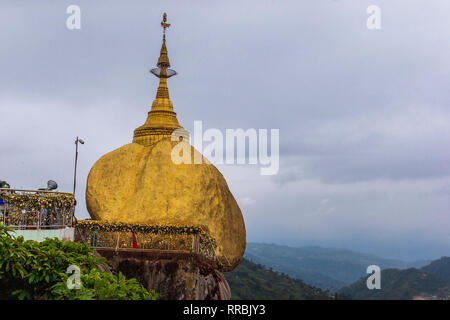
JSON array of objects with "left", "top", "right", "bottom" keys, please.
[{"left": 73, "top": 136, "right": 85, "bottom": 199}]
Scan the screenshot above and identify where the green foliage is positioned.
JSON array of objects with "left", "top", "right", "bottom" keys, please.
[
  {"left": 225, "top": 258, "right": 332, "bottom": 300},
  {"left": 51, "top": 269, "right": 157, "bottom": 300},
  {"left": 0, "top": 225, "right": 158, "bottom": 300},
  {"left": 0, "top": 180, "right": 10, "bottom": 188}
]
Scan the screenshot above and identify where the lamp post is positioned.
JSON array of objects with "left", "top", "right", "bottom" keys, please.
[{"left": 73, "top": 136, "right": 85, "bottom": 199}]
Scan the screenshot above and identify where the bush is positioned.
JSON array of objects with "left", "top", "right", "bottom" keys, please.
[{"left": 0, "top": 225, "right": 158, "bottom": 300}]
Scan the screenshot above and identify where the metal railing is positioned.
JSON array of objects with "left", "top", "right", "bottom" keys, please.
[
  {"left": 74, "top": 220, "right": 220, "bottom": 265},
  {"left": 0, "top": 188, "right": 75, "bottom": 230}
]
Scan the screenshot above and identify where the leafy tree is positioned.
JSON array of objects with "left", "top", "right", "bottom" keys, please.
[
  {"left": 0, "top": 181, "right": 10, "bottom": 188},
  {"left": 0, "top": 225, "right": 158, "bottom": 300}
]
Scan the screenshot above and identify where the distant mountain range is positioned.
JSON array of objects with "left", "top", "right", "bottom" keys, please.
[
  {"left": 339, "top": 259, "right": 450, "bottom": 300},
  {"left": 421, "top": 257, "right": 450, "bottom": 282},
  {"left": 244, "top": 242, "right": 431, "bottom": 291},
  {"left": 227, "top": 243, "right": 449, "bottom": 300},
  {"left": 224, "top": 258, "right": 332, "bottom": 300}
]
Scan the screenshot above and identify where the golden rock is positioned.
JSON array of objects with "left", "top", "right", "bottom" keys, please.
[
  {"left": 85, "top": 13, "right": 246, "bottom": 271},
  {"left": 86, "top": 139, "right": 246, "bottom": 270}
]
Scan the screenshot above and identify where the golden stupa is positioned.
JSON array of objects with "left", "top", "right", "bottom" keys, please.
[{"left": 86, "top": 13, "right": 246, "bottom": 271}]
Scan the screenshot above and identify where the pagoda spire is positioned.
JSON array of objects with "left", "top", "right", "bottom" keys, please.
[{"left": 133, "top": 13, "right": 182, "bottom": 147}]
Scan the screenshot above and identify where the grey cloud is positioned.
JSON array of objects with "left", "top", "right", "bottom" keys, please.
[{"left": 1, "top": 0, "right": 450, "bottom": 260}]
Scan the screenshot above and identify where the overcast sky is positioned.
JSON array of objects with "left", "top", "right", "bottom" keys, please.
[{"left": 1, "top": 0, "right": 449, "bottom": 260}]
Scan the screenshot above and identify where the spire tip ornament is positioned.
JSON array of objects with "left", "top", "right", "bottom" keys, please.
[
  {"left": 151, "top": 12, "right": 177, "bottom": 78},
  {"left": 133, "top": 12, "right": 181, "bottom": 146},
  {"left": 161, "top": 12, "right": 171, "bottom": 36}
]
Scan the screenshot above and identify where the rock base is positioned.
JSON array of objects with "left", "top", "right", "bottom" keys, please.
[{"left": 97, "top": 249, "right": 231, "bottom": 300}]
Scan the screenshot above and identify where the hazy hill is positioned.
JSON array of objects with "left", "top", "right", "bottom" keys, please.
[
  {"left": 421, "top": 257, "right": 450, "bottom": 282},
  {"left": 224, "top": 258, "right": 332, "bottom": 300},
  {"left": 338, "top": 267, "right": 449, "bottom": 300},
  {"left": 244, "top": 243, "right": 429, "bottom": 291}
]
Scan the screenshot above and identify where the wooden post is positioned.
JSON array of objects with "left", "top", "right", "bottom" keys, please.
[
  {"left": 62, "top": 208, "right": 65, "bottom": 229},
  {"left": 115, "top": 232, "right": 120, "bottom": 251},
  {"left": 197, "top": 234, "right": 200, "bottom": 253},
  {"left": 208, "top": 238, "right": 217, "bottom": 261}
]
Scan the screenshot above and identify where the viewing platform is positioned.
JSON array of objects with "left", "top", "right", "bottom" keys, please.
[
  {"left": 74, "top": 220, "right": 229, "bottom": 270},
  {"left": 0, "top": 188, "right": 75, "bottom": 241}
]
